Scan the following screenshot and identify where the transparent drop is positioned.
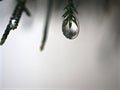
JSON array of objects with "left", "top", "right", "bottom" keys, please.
[{"left": 62, "top": 19, "right": 79, "bottom": 39}]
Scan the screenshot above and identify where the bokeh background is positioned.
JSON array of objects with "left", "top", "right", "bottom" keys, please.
[{"left": 0, "top": 0, "right": 120, "bottom": 90}]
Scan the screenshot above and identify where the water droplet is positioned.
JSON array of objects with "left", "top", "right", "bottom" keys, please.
[{"left": 62, "top": 19, "right": 79, "bottom": 39}]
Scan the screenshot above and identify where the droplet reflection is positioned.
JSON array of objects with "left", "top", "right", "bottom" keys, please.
[{"left": 62, "top": 19, "right": 79, "bottom": 39}]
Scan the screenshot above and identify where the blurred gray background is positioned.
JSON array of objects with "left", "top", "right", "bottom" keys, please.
[{"left": 0, "top": 0, "right": 120, "bottom": 90}]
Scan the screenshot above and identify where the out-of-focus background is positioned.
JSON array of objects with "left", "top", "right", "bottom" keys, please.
[{"left": 0, "top": 0, "right": 120, "bottom": 90}]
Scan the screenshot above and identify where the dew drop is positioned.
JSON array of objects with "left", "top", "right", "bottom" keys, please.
[{"left": 62, "top": 19, "right": 79, "bottom": 39}]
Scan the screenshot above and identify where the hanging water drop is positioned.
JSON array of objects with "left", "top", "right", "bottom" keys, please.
[
  {"left": 62, "top": 19, "right": 79, "bottom": 39},
  {"left": 62, "top": 0, "right": 80, "bottom": 40}
]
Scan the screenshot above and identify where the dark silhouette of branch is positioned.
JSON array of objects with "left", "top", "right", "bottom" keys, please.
[{"left": 40, "top": 0, "right": 53, "bottom": 51}]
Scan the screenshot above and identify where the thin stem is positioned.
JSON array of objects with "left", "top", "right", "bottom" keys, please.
[
  {"left": 40, "top": 0, "right": 53, "bottom": 51},
  {"left": 0, "top": 26, "right": 11, "bottom": 45}
]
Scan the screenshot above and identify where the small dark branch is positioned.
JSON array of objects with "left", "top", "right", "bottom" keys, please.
[
  {"left": 24, "top": 7, "right": 31, "bottom": 16},
  {"left": 0, "top": 26, "right": 11, "bottom": 45},
  {"left": 0, "top": 0, "right": 30, "bottom": 45},
  {"left": 63, "top": 0, "right": 78, "bottom": 18},
  {"left": 40, "top": 0, "right": 53, "bottom": 51},
  {"left": 63, "top": 0, "right": 78, "bottom": 27}
]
